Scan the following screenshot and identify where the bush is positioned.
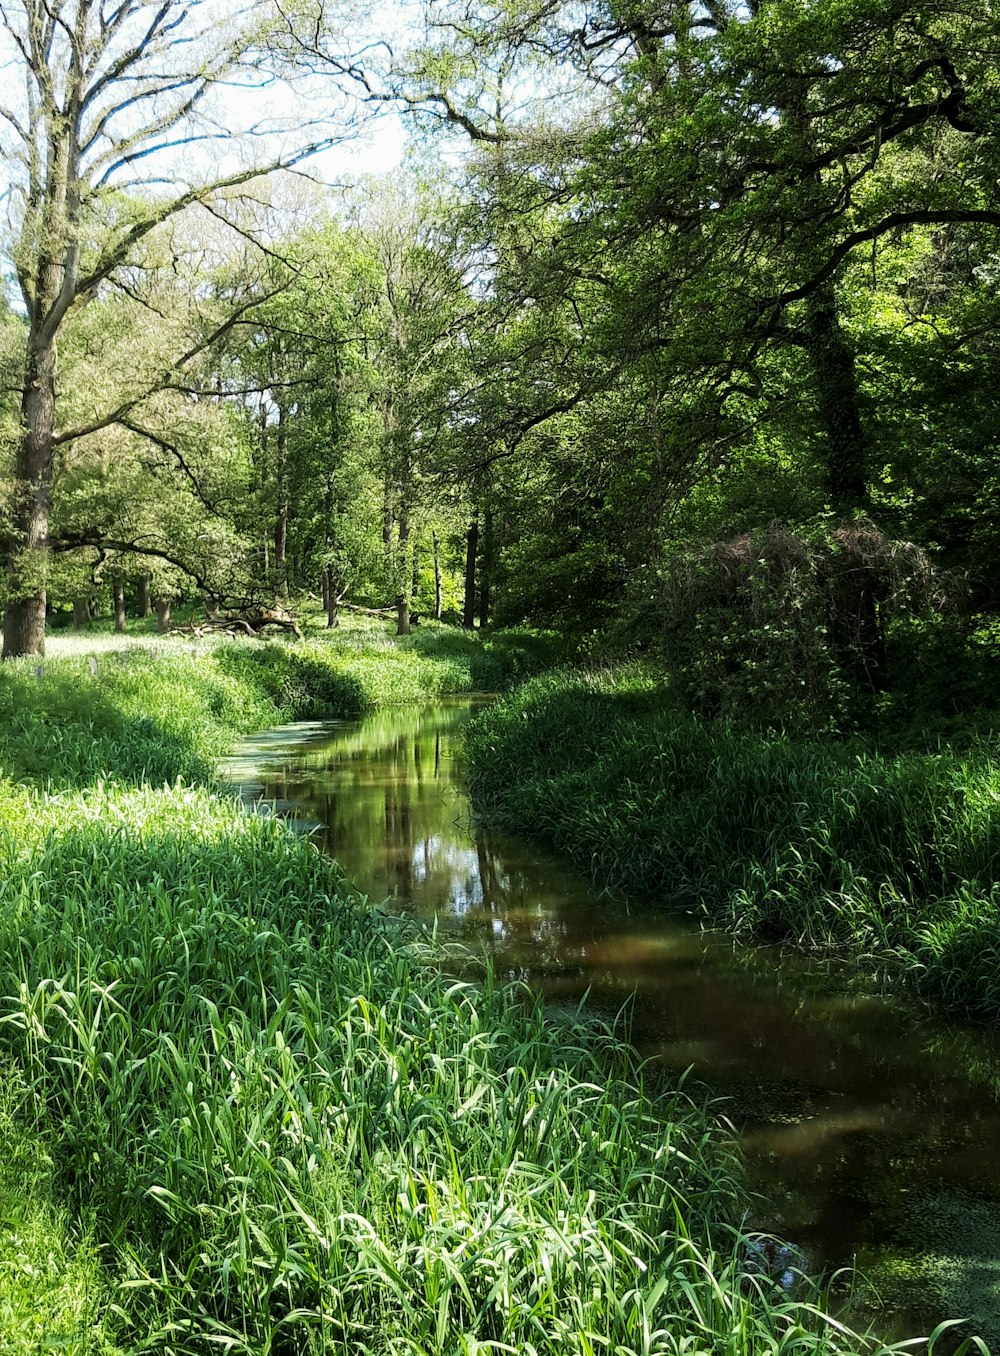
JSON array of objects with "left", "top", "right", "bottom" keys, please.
[{"left": 638, "top": 520, "right": 947, "bottom": 731}]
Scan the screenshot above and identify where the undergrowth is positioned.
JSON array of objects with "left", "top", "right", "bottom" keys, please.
[
  {"left": 466, "top": 669, "right": 1000, "bottom": 1023},
  {"left": 0, "top": 622, "right": 512, "bottom": 791}
]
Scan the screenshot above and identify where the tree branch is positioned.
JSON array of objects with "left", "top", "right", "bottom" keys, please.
[{"left": 772, "top": 210, "right": 1000, "bottom": 308}]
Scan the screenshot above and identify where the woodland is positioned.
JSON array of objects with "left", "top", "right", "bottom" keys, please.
[
  {"left": 0, "top": 0, "right": 996, "bottom": 706},
  {"left": 1, "top": 0, "right": 1000, "bottom": 1353}
]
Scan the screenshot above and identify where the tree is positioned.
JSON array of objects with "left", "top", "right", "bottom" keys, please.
[
  {"left": 380, "top": 0, "right": 1000, "bottom": 631},
  {"left": 346, "top": 183, "right": 473, "bottom": 634},
  {"left": 0, "top": 0, "right": 337, "bottom": 656}
]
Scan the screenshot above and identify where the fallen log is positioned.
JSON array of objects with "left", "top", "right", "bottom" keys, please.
[
  {"left": 339, "top": 602, "right": 395, "bottom": 618},
  {"left": 171, "top": 609, "right": 304, "bottom": 641}
]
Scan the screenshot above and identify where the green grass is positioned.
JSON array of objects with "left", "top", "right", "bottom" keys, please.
[
  {"left": 0, "top": 619, "right": 521, "bottom": 791},
  {"left": 466, "top": 669, "right": 1000, "bottom": 1023},
  {"left": 0, "top": 633, "right": 962, "bottom": 1352},
  {"left": 0, "top": 1065, "right": 112, "bottom": 1355}
]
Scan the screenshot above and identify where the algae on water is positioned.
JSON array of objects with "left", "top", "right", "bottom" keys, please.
[{"left": 863, "top": 1188, "right": 1000, "bottom": 1350}]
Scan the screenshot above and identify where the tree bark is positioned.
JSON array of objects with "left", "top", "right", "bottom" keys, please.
[
  {"left": 112, "top": 573, "right": 127, "bottom": 633},
  {"left": 273, "top": 401, "right": 289, "bottom": 599},
  {"left": 804, "top": 282, "right": 869, "bottom": 509},
  {"left": 155, "top": 598, "right": 172, "bottom": 633},
  {"left": 322, "top": 462, "right": 340, "bottom": 629},
  {"left": 258, "top": 404, "right": 270, "bottom": 578},
  {"left": 324, "top": 565, "right": 341, "bottom": 628},
  {"left": 137, "top": 573, "right": 152, "bottom": 618},
  {"left": 432, "top": 531, "right": 443, "bottom": 621},
  {"left": 395, "top": 513, "right": 412, "bottom": 636},
  {"left": 3, "top": 338, "right": 57, "bottom": 659},
  {"left": 463, "top": 519, "right": 479, "bottom": 630},
  {"left": 479, "top": 509, "right": 494, "bottom": 631}
]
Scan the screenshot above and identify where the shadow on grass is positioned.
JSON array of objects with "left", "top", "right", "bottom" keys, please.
[
  {"left": 212, "top": 644, "right": 372, "bottom": 719},
  {"left": 0, "top": 646, "right": 370, "bottom": 793},
  {"left": 0, "top": 682, "right": 216, "bottom": 790}
]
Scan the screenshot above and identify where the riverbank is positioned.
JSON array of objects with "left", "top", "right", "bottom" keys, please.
[
  {"left": 0, "top": 628, "right": 902, "bottom": 1353},
  {"left": 465, "top": 668, "right": 1000, "bottom": 1024}
]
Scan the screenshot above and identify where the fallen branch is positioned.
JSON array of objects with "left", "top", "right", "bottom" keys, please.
[
  {"left": 339, "top": 602, "right": 395, "bottom": 618},
  {"left": 171, "top": 609, "right": 304, "bottom": 641}
]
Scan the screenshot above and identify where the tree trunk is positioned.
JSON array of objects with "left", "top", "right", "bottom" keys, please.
[
  {"left": 258, "top": 404, "right": 270, "bottom": 578},
  {"left": 463, "top": 519, "right": 479, "bottom": 630},
  {"left": 395, "top": 513, "right": 412, "bottom": 637},
  {"left": 72, "top": 596, "right": 89, "bottom": 630},
  {"left": 324, "top": 565, "right": 341, "bottom": 628},
  {"left": 804, "top": 282, "right": 869, "bottom": 509},
  {"left": 112, "top": 573, "right": 127, "bottom": 633},
  {"left": 155, "top": 598, "right": 172, "bottom": 633},
  {"left": 432, "top": 531, "right": 443, "bottom": 621},
  {"left": 273, "top": 402, "right": 289, "bottom": 599},
  {"left": 137, "top": 573, "right": 152, "bottom": 618},
  {"left": 3, "top": 337, "right": 56, "bottom": 659},
  {"left": 478, "top": 509, "right": 494, "bottom": 631}
]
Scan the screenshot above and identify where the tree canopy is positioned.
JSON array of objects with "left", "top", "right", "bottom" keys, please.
[{"left": 0, "top": 0, "right": 998, "bottom": 708}]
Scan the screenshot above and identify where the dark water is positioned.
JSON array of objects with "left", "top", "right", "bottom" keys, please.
[{"left": 223, "top": 699, "right": 1000, "bottom": 1347}]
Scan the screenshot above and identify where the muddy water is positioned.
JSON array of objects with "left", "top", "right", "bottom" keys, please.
[{"left": 223, "top": 699, "right": 1000, "bottom": 1346}]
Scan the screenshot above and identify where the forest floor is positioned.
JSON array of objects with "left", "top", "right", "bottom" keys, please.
[{"left": 0, "top": 619, "right": 912, "bottom": 1355}]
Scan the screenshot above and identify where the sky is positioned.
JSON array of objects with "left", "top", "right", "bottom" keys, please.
[
  {"left": 0, "top": 0, "right": 421, "bottom": 219},
  {"left": 209, "top": 0, "right": 418, "bottom": 181}
]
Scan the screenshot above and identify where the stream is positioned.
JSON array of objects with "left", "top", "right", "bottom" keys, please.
[{"left": 221, "top": 697, "right": 1000, "bottom": 1348}]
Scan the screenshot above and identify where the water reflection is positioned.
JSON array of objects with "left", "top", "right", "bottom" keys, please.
[{"left": 230, "top": 699, "right": 1000, "bottom": 1346}]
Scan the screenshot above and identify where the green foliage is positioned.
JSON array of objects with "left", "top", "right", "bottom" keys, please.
[
  {"left": 879, "top": 616, "right": 1000, "bottom": 738},
  {"left": 0, "top": 1068, "right": 113, "bottom": 1355},
  {"left": 0, "top": 623, "right": 536, "bottom": 792},
  {"left": 212, "top": 638, "right": 471, "bottom": 719},
  {"left": 405, "top": 622, "right": 564, "bottom": 690},
  {"left": 467, "top": 669, "right": 1000, "bottom": 1022},
  {"left": 0, "top": 788, "right": 734, "bottom": 1352}
]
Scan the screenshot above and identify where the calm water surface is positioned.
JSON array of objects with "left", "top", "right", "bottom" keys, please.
[{"left": 223, "top": 698, "right": 1000, "bottom": 1346}]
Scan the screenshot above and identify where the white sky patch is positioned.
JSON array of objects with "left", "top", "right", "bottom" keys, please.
[{"left": 0, "top": 0, "right": 420, "bottom": 299}]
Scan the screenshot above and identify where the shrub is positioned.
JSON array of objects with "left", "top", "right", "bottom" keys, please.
[{"left": 638, "top": 520, "right": 947, "bottom": 731}]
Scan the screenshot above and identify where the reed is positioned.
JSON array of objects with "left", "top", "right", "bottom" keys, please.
[{"left": 0, "top": 641, "right": 969, "bottom": 1351}]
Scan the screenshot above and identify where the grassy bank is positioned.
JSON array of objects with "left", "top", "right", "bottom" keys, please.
[
  {"left": 466, "top": 669, "right": 1000, "bottom": 1023},
  {"left": 0, "top": 631, "right": 942, "bottom": 1353}
]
